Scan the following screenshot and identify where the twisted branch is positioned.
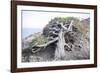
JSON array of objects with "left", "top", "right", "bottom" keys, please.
[
  {"left": 32, "top": 37, "right": 58, "bottom": 53},
  {"left": 32, "top": 20, "right": 74, "bottom": 53}
]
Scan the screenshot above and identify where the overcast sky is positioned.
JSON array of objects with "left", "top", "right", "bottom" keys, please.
[{"left": 22, "top": 10, "right": 90, "bottom": 29}]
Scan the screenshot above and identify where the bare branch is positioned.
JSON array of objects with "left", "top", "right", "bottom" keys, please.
[
  {"left": 64, "top": 43, "right": 71, "bottom": 49},
  {"left": 68, "top": 20, "right": 74, "bottom": 31},
  {"left": 32, "top": 37, "right": 58, "bottom": 53},
  {"left": 46, "top": 37, "right": 58, "bottom": 46},
  {"left": 32, "top": 48, "right": 41, "bottom": 53},
  {"left": 60, "top": 20, "right": 74, "bottom": 32},
  {"left": 49, "top": 31, "right": 58, "bottom": 35},
  {"left": 60, "top": 22, "right": 68, "bottom": 31}
]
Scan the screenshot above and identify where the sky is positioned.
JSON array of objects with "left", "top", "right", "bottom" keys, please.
[{"left": 22, "top": 10, "right": 90, "bottom": 29}]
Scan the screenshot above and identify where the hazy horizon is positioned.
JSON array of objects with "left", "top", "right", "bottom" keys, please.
[{"left": 22, "top": 28, "right": 42, "bottom": 39}]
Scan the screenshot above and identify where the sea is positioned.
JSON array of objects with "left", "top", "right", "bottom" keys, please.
[{"left": 22, "top": 28, "right": 42, "bottom": 39}]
